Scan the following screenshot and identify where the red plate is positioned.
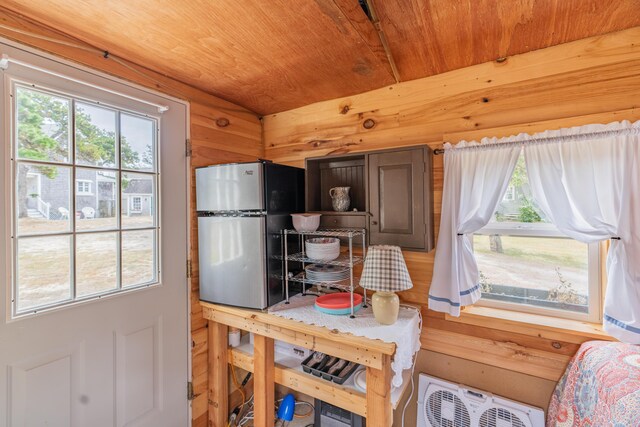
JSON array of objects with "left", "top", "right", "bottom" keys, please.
[{"left": 315, "top": 293, "right": 363, "bottom": 309}]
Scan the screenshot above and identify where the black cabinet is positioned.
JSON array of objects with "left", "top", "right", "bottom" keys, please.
[{"left": 305, "top": 146, "right": 433, "bottom": 251}]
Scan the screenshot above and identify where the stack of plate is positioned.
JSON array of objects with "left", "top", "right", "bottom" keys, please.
[
  {"left": 305, "top": 264, "right": 349, "bottom": 283},
  {"left": 305, "top": 237, "right": 340, "bottom": 261}
]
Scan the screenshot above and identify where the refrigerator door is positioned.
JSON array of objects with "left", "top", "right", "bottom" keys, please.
[
  {"left": 198, "top": 215, "right": 267, "bottom": 309},
  {"left": 196, "top": 163, "right": 264, "bottom": 212}
]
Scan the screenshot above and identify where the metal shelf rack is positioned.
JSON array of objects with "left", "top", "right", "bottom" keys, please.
[{"left": 282, "top": 228, "right": 367, "bottom": 318}]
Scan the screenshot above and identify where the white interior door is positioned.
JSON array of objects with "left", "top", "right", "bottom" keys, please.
[{"left": 0, "top": 41, "right": 189, "bottom": 427}]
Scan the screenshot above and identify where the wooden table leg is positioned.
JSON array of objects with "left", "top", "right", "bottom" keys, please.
[
  {"left": 253, "top": 334, "right": 275, "bottom": 427},
  {"left": 366, "top": 354, "right": 392, "bottom": 427},
  {"left": 208, "top": 320, "right": 228, "bottom": 427}
]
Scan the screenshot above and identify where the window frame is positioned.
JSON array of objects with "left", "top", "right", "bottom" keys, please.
[
  {"left": 8, "top": 78, "right": 162, "bottom": 319},
  {"left": 474, "top": 221, "right": 603, "bottom": 323},
  {"left": 131, "top": 196, "right": 142, "bottom": 212},
  {"left": 75, "top": 179, "right": 93, "bottom": 195}
]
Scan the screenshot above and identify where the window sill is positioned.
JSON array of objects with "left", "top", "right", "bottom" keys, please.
[{"left": 445, "top": 306, "right": 614, "bottom": 344}]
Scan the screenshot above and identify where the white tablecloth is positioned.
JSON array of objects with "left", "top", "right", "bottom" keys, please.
[{"left": 268, "top": 294, "right": 421, "bottom": 387}]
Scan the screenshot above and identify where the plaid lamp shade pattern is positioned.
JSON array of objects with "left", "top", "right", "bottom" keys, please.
[{"left": 359, "top": 245, "right": 413, "bottom": 292}]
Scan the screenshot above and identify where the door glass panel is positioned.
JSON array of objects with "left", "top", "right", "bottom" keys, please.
[
  {"left": 17, "top": 163, "right": 71, "bottom": 235},
  {"left": 121, "top": 172, "right": 155, "bottom": 229},
  {"left": 75, "top": 102, "right": 117, "bottom": 168},
  {"left": 11, "top": 79, "right": 161, "bottom": 318},
  {"left": 121, "top": 114, "right": 155, "bottom": 172},
  {"left": 122, "top": 230, "right": 156, "bottom": 287},
  {"left": 17, "top": 235, "right": 72, "bottom": 312},
  {"left": 76, "top": 232, "right": 118, "bottom": 297},
  {"left": 75, "top": 168, "right": 118, "bottom": 231},
  {"left": 16, "top": 86, "right": 71, "bottom": 164}
]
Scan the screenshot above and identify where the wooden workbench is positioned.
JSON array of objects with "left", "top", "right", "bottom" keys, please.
[{"left": 201, "top": 301, "right": 399, "bottom": 427}]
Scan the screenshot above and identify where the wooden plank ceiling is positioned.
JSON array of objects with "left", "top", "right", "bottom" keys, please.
[{"left": 1, "top": 0, "right": 638, "bottom": 115}]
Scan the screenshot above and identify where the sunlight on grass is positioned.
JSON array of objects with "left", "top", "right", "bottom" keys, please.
[
  {"left": 473, "top": 234, "right": 589, "bottom": 299},
  {"left": 17, "top": 229, "right": 156, "bottom": 311},
  {"left": 473, "top": 235, "right": 587, "bottom": 269}
]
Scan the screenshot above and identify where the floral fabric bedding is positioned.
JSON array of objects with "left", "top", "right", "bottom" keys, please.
[{"left": 548, "top": 340, "right": 640, "bottom": 426}]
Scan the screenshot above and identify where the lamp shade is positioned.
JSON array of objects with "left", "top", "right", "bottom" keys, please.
[{"left": 359, "top": 245, "right": 413, "bottom": 292}]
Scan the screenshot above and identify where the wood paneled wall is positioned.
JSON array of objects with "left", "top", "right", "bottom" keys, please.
[
  {"left": 0, "top": 9, "right": 263, "bottom": 427},
  {"left": 263, "top": 26, "right": 640, "bottom": 404},
  {"left": 190, "top": 124, "right": 261, "bottom": 427}
]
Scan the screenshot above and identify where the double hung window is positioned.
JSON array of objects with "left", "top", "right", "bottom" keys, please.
[{"left": 474, "top": 155, "right": 602, "bottom": 322}]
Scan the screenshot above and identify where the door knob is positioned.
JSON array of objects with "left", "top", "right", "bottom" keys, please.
[{"left": 372, "top": 220, "right": 378, "bottom": 225}]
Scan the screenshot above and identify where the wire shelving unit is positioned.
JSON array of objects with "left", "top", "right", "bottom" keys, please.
[{"left": 282, "top": 228, "right": 367, "bottom": 318}]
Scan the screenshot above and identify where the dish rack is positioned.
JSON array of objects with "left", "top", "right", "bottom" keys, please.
[{"left": 282, "top": 228, "right": 367, "bottom": 318}]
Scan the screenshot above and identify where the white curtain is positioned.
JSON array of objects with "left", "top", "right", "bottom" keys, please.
[
  {"left": 428, "top": 142, "right": 521, "bottom": 316},
  {"left": 524, "top": 121, "right": 640, "bottom": 343}
]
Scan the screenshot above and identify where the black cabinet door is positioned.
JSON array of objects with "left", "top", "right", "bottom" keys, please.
[{"left": 369, "top": 148, "right": 430, "bottom": 250}]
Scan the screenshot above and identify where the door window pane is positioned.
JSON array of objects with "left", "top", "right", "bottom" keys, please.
[
  {"left": 17, "top": 235, "right": 72, "bottom": 312},
  {"left": 75, "top": 102, "right": 117, "bottom": 168},
  {"left": 122, "top": 230, "right": 156, "bottom": 287},
  {"left": 76, "top": 232, "right": 118, "bottom": 297},
  {"left": 11, "top": 80, "right": 161, "bottom": 318},
  {"left": 17, "top": 163, "right": 71, "bottom": 235},
  {"left": 121, "top": 114, "right": 155, "bottom": 171},
  {"left": 16, "top": 86, "right": 71, "bottom": 164},
  {"left": 121, "top": 172, "right": 155, "bottom": 228},
  {"left": 75, "top": 169, "right": 118, "bottom": 231}
]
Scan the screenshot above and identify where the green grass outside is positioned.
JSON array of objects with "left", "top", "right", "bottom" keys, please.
[{"left": 473, "top": 235, "right": 587, "bottom": 269}]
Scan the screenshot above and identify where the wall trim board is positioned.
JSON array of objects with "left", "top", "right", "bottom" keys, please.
[
  {"left": 264, "top": 63, "right": 640, "bottom": 161},
  {"left": 421, "top": 329, "right": 571, "bottom": 382}
]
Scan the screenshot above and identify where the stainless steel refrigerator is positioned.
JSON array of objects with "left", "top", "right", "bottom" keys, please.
[{"left": 195, "top": 161, "right": 304, "bottom": 309}]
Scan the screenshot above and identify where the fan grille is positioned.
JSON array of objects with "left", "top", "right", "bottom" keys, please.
[
  {"left": 479, "top": 407, "right": 526, "bottom": 427},
  {"left": 425, "top": 390, "right": 471, "bottom": 427}
]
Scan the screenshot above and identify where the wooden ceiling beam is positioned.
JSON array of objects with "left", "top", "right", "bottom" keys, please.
[
  {"left": 363, "top": 0, "right": 401, "bottom": 83},
  {"left": 329, "top": 0, "right": 398, "bottom": 82}
]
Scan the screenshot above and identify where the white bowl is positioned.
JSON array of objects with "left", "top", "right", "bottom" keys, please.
[
  {"left": 305, "top": 237, "right": 340, "bottom": 261},
  {"left": 291, "top": 213, "right": 321, "bottom": 232}
]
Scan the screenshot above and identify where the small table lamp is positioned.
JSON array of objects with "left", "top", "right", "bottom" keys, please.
[{"left": 360, "top": 245, "right": 413, "bottom": 325}]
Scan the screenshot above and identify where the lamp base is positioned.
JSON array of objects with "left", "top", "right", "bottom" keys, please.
[{"left": 371, "top": 291, "right": 399, "bottom": 325}]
